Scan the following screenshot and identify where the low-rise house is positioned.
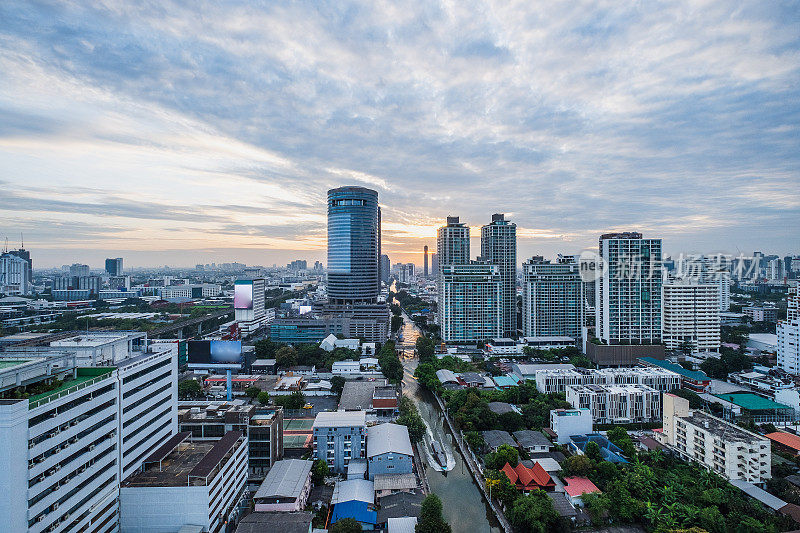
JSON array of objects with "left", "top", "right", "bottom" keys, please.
[
  {"left": 765, "top": 432, "right": 800, "bottom": 456},
  {"left": 513, "top": 430, "right": 552, "bottom": 454},
  {"left": 330, "top": 479, "right": 377, "bottom": 529},
  {"left": 569, "top": 434, "right": 628, "bottom": 463},
  {"left": 367, "top": 423, "right": 414, "bottom": 480},
  {"left": 332, "top": 360, "right": 362, "bottom": 375},
  {"left": 488, "top": 401, "right": 519, "bottom": 416},
  {"left": 253, "top": 459, "right": 313, "bottom": 512},
  {"left": 235, "top": 511, "right": 313, "bottom": 533},
  {"left": 563, "top": 477, "right": 601, "bottom": 507},
  {"left": 482, "top": 430, "right": 517, "bottom": 452},
  {"left": 374, "top": 473, "right": 418, "bottom": 498},
  {"left": 501, "top": 462, "right": 555, "bottom": 492}
]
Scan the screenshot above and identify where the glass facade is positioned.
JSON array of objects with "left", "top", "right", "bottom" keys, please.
[{"left": 327, "top": 186, "right": 380, "bottom": 304}]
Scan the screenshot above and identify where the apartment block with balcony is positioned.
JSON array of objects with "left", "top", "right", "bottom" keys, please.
[
  {"left": 566, "top": 383, "right": 662, "bottom": 424},
  {"left": 661, "top": 393, "right": 771, "bottom": 484},
  {"left": 312, "top": 410, "right": 367, "bottom": 474}
]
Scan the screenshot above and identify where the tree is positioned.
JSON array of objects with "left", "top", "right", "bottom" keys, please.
[
  {"left": 311, "top": 458, "right": 329, "bottom": 485},
  {"left": 562, "top": 454, "right": 593, "bottom": 477},
  {"left": 378, "top": 342, "right": 404, "bottom": 383},
  {"left": 484, "top": 444, "right": 519, "bottom": 470},
  {"left": 391, "top": 314, "right": 403, "bottom": 333},
  {"left": 275, "top": 346, "right": 298, "bottom": 369},
  {"left": 485, "top": 469, "right": 520, "bottom": 508},
  {"left": 330, "top": 518, "right": 362, "bottom": 533},
  {"left": 397, "top": 397, "right": 426, "bottom": 443},
  {"left": 498, "top": 411, "right": 524, "bottom": 433},
  {"left": 330, "top": 375, "right": 346, "bottom": 399},
  {"left": 415, "top": 336, "right": 436, "bottom": 364},
  {"left": 275, "top": 390, "right": 305, "bottom": 409},
  {"left": 254, "top": 338, "right": 282, "bottom": 359},
  {"left": 507, "top": 490, "right": 562, "bottom": 533},
  {"left": 244, "top": 386, "right": 261, "bottom": 400},
  {"left": 257, "top": 391, "right": 270, "bottom": 405},
  {"left": 585, "top": 441, "right": 603, "bottom": 462},
  {"left": 416, "top": 494, "right": 451, "bottom": 533},
  {"left": 178, "top": 379, "right": 202, "bottom": 399},
  {"left": 465, "top": 431, "right": 485, "bottom": 452}
]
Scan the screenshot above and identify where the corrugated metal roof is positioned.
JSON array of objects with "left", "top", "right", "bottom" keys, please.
[
  {"left": 730, "top": 479, "right": 787, "bottom": 511},
  {"left": 313, "top": 410, "right": 366, "bottom": 428},
  {"left": 388, "top": 517, "right": 418, "bottom": 533},
  {"left": 254, "top": 459, "right": 313, "bottom": 500},
  {"left": 331, "top": 479, "right": 375, "bottom": 505},
  {"left": 368, "top": 423, "right": 413, "bottom": 458}
]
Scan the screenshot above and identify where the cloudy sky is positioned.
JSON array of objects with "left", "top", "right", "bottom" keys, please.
[{"left": 1, "top": 1, "right": 799, "bottom": 268}]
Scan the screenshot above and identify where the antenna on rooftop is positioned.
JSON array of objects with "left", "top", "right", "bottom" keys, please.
[
  {"left": 3, "top": 236, "right": 7, "bottom": 253},
  {"left": 20, "top": 232, "right": 23, "bottom": 249}
]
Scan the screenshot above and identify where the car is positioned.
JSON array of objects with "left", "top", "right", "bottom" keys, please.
[{"left": 303, "top": 403, "right": 313, "bottom": 409}]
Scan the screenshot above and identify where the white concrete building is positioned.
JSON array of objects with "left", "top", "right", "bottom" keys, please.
[
  {"left": 778, "top": 285, "right": 800, "bottom": 375},
  {"left": 120, "top": 431, "right": 248, "bottom": 532},
  {"left": 234, "top": 278, "right": 267, "bottom": 334},
  {"left": 533, "top": 366, "right": 680, "bottom": 395},
  {"left": 0, "top": 251, "right": 31, "bottom": 296},
  {"left": 481, "top": 214, "right": 517, "bottom": 336},
  {"left": 662, "top": 279, "right": 720, "bottom": 352},
  {"left": 159, "top": 284, "right": 221, "bottom": 300},
  {"left": 550, "top": 408, "right": 593, "bottom": 445},
  {"left": 0, "top": 345, "right": 178, "bottom": 533},
  {"left": 660, "top": 393, "right": 770, "bottom": 484},
  {"left": 566, "top": 384, "right": 662, "bottom": 424}
]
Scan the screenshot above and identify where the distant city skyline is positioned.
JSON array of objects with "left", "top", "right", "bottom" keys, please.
[{"left": 1, "top": 2, "right": 798, "bottom": 267}]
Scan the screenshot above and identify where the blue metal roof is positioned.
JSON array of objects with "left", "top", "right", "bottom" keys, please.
[{"left": 332, "top": 500, "right": 378, "bottom": 525}]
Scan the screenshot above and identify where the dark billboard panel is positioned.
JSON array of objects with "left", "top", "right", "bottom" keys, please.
[{"left": 188, "top": 340, "right": 242, "bottom": 369}]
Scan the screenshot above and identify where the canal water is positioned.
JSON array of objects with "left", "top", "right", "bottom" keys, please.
[{"left": 391, "top": 285, "right": 502, "bottom": 532}]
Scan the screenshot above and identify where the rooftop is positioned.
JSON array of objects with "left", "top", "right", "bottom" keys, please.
[
  {"left": 684, "top": 409, "right": 762, "bottom": 442},
  {"left": 313, "top": 410, "right": 366, "bottom": 429},
  {"left": 564, "top": 477, "right": 601, "bottom": 498},
  {"left": 28, "top": 367, "right": 114, "bottom": 408},
  {"left": 376, "top": 491, "right": 424, "bottom": 523},
  {"left": 639, "top": 357, "right": 710, "bottom": 381},
  {"left": 234, "top": 512, "right": 313, "bottom": 533},
  {"left": 339, "top": 381, "right": 378, "bottom": 411},
  {"left": 374, "top": 473, "right": 418, "bottom": 492},
  {"left": 482, "top": 430, "right": 517, "bottom": 449},
  {"left": 765, "top": 432, "right": 800, "bottom": 452},
  {"left": 0, "top": 359, "right": 31, "bottom": 370},
  {"left": 331, "top": 479, "right": 374, "bottom": 505},
  {"left": 368, "top": 423, "right": 413, "bottom": 458},
  {"left": 712, "top": 392, "right": 791, "bottom": 411},
  {"left": 513, "top": 430, "right": 551, "bottom": 449},
  {"left": 254, "top": 459, "right": 313, "bottom": 500}
]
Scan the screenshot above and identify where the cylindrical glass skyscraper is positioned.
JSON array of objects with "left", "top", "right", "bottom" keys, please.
[{"left": 327, "top": 186, "right": 380, "bottom": 304}]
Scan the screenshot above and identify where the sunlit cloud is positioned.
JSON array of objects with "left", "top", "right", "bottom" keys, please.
[{"left": 0, "top": 0, "right": 798, "bottom": 267}]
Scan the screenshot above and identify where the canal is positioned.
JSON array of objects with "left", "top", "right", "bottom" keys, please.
[{"left": 391, "top": 286, "right": 502, "bottom": 532}]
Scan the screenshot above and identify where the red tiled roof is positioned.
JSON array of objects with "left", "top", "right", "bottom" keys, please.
[
  {"left": 530, "top": 462, "right": 554, "bottom": 488},
  {"left": 501, "top": 463, "right": 518, "bottom": 485},
  {"left": 564, "top": 477, "right": 601, "bottom": 498},
  {"left": 766, "top": 432, "right": 800, "bottom": 452},
  {"left": 501, "top": 462, "right": 554, "bottom": 491}
]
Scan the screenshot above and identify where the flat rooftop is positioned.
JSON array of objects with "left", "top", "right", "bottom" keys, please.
[
  {"left": 123, "top": 441, "right": 215, "bottom": 487},
  {"left": 313, "top": 410, "right": 366, "bottom": 429},
  {"left": 685, "top": 410, "right": 762, "bottom": 442},
  {"left": 28, "top": 367, "right": 114, "bottom": 407},
  {"left": 0, "top": 359, "right": 32, "bottom": 370}
]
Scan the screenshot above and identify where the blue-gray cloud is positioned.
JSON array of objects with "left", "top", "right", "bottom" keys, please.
[{"left": 0, "top": 0, "right": 798, "bottom": 266}]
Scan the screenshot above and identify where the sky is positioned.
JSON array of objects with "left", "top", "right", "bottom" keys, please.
[{"left": 1, "top": 1, "right": 799, "bottom": 269}]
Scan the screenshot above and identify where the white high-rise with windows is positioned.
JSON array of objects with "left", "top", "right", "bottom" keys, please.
[
  {"left": 481, "top": 214, "right": 517, "bottom": 336},
  {"left": 595, "top": 232, "right": 663, "bottom": 344},
  {"left": 778, "top": 285, "right": 800, "bottom": 374},
  {"left": 662, "top": 278, "right": 720, "bottom": 352},
  {"left": 0, "top": 341, "right": 177, "bottom": 533},
  {"left": 0, "top": 251, "right": 31, "bottom": 296},
  {"left": 436, "top": 216, "right": 470, "bottom": 268}
]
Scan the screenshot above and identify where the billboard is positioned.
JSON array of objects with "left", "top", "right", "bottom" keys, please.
[
  {"left": 234, "top": 282, "right": 254, "bottom": 310},
  {"left": 188, "top": 340, "right": 242, "bottom": 369}
]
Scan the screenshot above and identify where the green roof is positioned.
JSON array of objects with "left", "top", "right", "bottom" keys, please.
[
  {"left": 713, "top": 392, "right": 791, "bottom": 411},
  {"left": 0, "top": 359, "right": 32, "bottom": 370},
  {"left": 28, "top": 367, "right": 114, "bottom": 408},
  {"left": 639, "top": 357, "right": 709, "bottom": 381}
]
